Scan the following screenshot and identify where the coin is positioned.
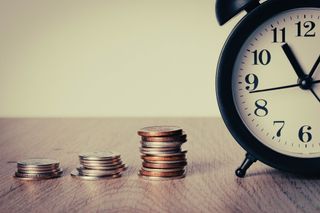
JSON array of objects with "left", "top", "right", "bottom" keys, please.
[
  {"left": 78, "top": 168, "right": 121, "bottom": 177},
  {"left": 80, "top": 158, "right": 122, "bottom": 165},
  {"left": 141, "top": 134, "right": 187, "bottom": 142},
  {"left": 138, "top": 126, "right": 183, "bottom": 137},
  {"left": 143, "top": 162, "right": 187, "bottom": 169},
  {"left": 15, "top": 158, "right": 63, "bottom": 180},
  {"left": 78, "top": 164, "right": 127, "bottom": 173},
  {"left": 80, "top": 160, "right": 122, "bottom": 166},
  {"left": 140, "top": 148, "right": 181, "bottom": 155},
  {"left": 142, "top": 151, "right": 187, "bottom": 157},
  {"left": 138, "top": 125, "right": 188, "bottom": 180},
  {"left": 138, "top": 173, "right": 186, "bottom": 181},
  {"left": 81, "top": 162, "right": 124, "bottom": 170},
  {"left": 17, "top": 159, "right": 60, "bottom": 168},
  {"left": 79, "top": 151, "right": 120, "bottom": 161},
  {"left": 139, "top": 169, "right": 185, "bottom": 177},
  {"left": 141, "top": 167, "right": 184, "bottom": 173},
  {"left": 142, "top": 155, "right": 186, "bottom": 161},
  {"left": 17, "top": 168, "right": 62, "bottom": 174},
  {"left": 71, "top": 170, "right": 121, "bottom": 181},
  {"left": 15, "top": 169, "right": 63, "bottom": 179},
  {"left": 72, "top": 151, "right": 126, "bottom": 180},
  {"left": 141, "top": 141, "right": 185, "bottom": 148},
  {"left": 143, "top": 160, "right": 187, "bottom": 164}
]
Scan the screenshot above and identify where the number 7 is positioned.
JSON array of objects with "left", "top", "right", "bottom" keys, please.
[{"left": 273, "top": 121, "right": 285, "bottom": 137}]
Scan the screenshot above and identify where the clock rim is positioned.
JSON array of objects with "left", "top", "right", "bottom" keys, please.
[{"left": 216, "top": 0, "right": 320, "bottom": 174}]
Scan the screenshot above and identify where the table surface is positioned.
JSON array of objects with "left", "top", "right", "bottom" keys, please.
[{"left": 0, "top": 118, "right": 319, "bottom": 213}]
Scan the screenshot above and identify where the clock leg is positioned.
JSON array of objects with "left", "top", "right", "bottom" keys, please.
[{"left": 235, "top": 153, "right": 257, "bottom": 178}]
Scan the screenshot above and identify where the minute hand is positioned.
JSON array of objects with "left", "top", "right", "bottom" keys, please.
[{"left": 250, "top": 80, "right": 320, "bottom": 94}]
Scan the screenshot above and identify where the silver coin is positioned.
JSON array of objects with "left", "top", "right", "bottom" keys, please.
[
  {"left": 140, "top": 149, "right": 181, "bottom": 155},
  {"left": 80, "top": 159, "right": 122, "bottom": 165},
  {"left": 80, "top": 160, "right": 123, "bottom": 167},
  {"left": 79, "top": 151, "right": 120, "bottom": 161},
  {"left": 17, "top": 168, "right": 62, "bottom": 174},
  {"left": 15, "top": 169, "right": 63, "bottom": 179},
  {"left": 77, "top": 165, "right": 127, "bottom": 177},
  {"left": 70, "top": 170, "right": 121, "bottom": 181},
  {"left": 141, "top": 141, "right": 185, "bottom": 148},
  {"left": 80, "top": 163, "right": 127, "bottom": 171},
  {"left": 17, "top": 159, "right": 60, "bottom": 168}
]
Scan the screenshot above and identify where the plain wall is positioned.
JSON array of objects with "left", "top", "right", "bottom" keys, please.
[{"left": 0, "top": 0, "right": 242, "bottom": 117}]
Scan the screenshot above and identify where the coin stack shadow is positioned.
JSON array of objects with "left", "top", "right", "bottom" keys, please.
[
  {"left": 15, "top": 159, "right": 63, "bottom": 180},
  {"left": 138, "top": 126, "right": 187, "bottom": 180},
  {"left": 71, "top": 151, "right": 127, "bottom": 180}
]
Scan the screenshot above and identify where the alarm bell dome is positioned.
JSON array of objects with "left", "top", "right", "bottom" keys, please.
[{"left": 216, "top": 0, "right": 261, "bottom": 25}]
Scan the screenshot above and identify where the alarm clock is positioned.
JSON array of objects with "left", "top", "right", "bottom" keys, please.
[{"left": 216, "top": 0, "right": 320, "bottom": 177}]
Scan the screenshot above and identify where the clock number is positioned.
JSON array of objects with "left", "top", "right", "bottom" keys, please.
[
  {"left": 245, "top": 74, "right": 259, "bottom": 91},
  {"left": 272, "top": 27, "right": 286, "bottom": 43},
  {"left": 254, "top": 99, "right": 268, "bottom": 117},
  {"left": 298, "top": 125, "right": 312, "bottom": 143},
  {"left": 296, "top": 21, "right": 316, "bottom": 37},
  {"left": 273, "top": 121, "right": 285, "bottom": 137},
  {"left": 252, "top": 49, "right": 271, "bottom": 65}
]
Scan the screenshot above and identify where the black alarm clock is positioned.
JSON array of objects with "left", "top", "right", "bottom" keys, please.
[{"left": 216, "top": 0, "right": 320, "bottom": 177}]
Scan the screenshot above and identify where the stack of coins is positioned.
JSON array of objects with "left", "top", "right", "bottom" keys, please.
[
  {"left": 71, "top": 151, "right": 127, "bottom": 180},
  {"left": 14, "top": 158, "right": 63, "bottom": 180},
  {"left": 138, "top": 126, "right": 187, "bottom": 180}
]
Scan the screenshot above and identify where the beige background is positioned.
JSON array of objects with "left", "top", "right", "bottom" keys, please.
[{"left": 0, "top": 0, "right": 242, "bottom": 117}]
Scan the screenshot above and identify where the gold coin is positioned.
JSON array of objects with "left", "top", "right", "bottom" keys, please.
[
  {"left": 139, "top": 169, "right": 185, "bottom": 177},
  {"left": 142, "top": 151, "right": 187, "bottom": 157},
  {"left": 141, "top": 134, "right": 187, "bottom": 142},
  {"left": 141, "top": 155, "right": 186, "bottom": 162},
  {"left": 138, "top": 126, "right": 183, "bottom": 137},
  {"left": 138, "top": 173, "right": 186, "bottom": 181},
  {"left": 143, "top": 162, "right": 187, "bottom": 169}
]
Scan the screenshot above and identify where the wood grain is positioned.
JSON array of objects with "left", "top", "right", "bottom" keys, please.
[{"left": 0, "top": 118, "right": 319, "bottom": 213}]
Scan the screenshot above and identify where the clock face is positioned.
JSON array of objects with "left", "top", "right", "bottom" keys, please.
[{"left": 232, "top": 8, "right": 320, "bottom": 158}]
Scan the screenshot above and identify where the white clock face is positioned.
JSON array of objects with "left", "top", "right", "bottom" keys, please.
[{"left": 232, "top": 8, "right": 320, "bottom": 158}]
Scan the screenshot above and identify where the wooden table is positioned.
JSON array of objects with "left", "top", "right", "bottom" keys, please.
[{"left": 0, "top": 118, "right": 319, "bottom": 213}]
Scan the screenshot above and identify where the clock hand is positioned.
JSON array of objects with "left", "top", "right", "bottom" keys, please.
[
  {"left": 250, "top": 80, "right": 320, "bottom": 94},
  {"left": 308, "top": 55, "right": 320, "bottom": 78},
  {"left": 310, "top": 89, "right": 320, "bottom": 103},
  {"left": 282, "top": 43, "right": 307, "bottom": 79}
]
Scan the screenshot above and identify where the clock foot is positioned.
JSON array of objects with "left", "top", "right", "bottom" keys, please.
[{"left": 235, "top": 153, "right": 257, "bottom": 178}]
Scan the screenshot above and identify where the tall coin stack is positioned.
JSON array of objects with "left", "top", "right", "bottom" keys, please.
[
  {"left": 71, "top": 151, "right": 127, "bottom": 180},
  {"left": 15, "top": 158, "right": 63, "bottom": 180},
  {"left": 138, "top": 126, "right": 187, "bottom": 180}
]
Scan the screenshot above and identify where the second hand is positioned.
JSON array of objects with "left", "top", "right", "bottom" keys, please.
[{"left": 250, "top": 80, "right": 320, "bottom": 94}]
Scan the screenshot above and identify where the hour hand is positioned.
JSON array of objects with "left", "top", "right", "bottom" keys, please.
[{"left": 282, "top": 43, "right": 307, "bottom": 79}]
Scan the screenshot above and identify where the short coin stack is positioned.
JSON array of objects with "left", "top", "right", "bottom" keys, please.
[
  {"left": 71, "top": 151, "right": 127, "bottom": 180},
  {"left": 138, "top": 126, "right": 187, "bottom": 180},
  {"left": 15, "top": 158, "right": 63, "bottom": 180}
]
